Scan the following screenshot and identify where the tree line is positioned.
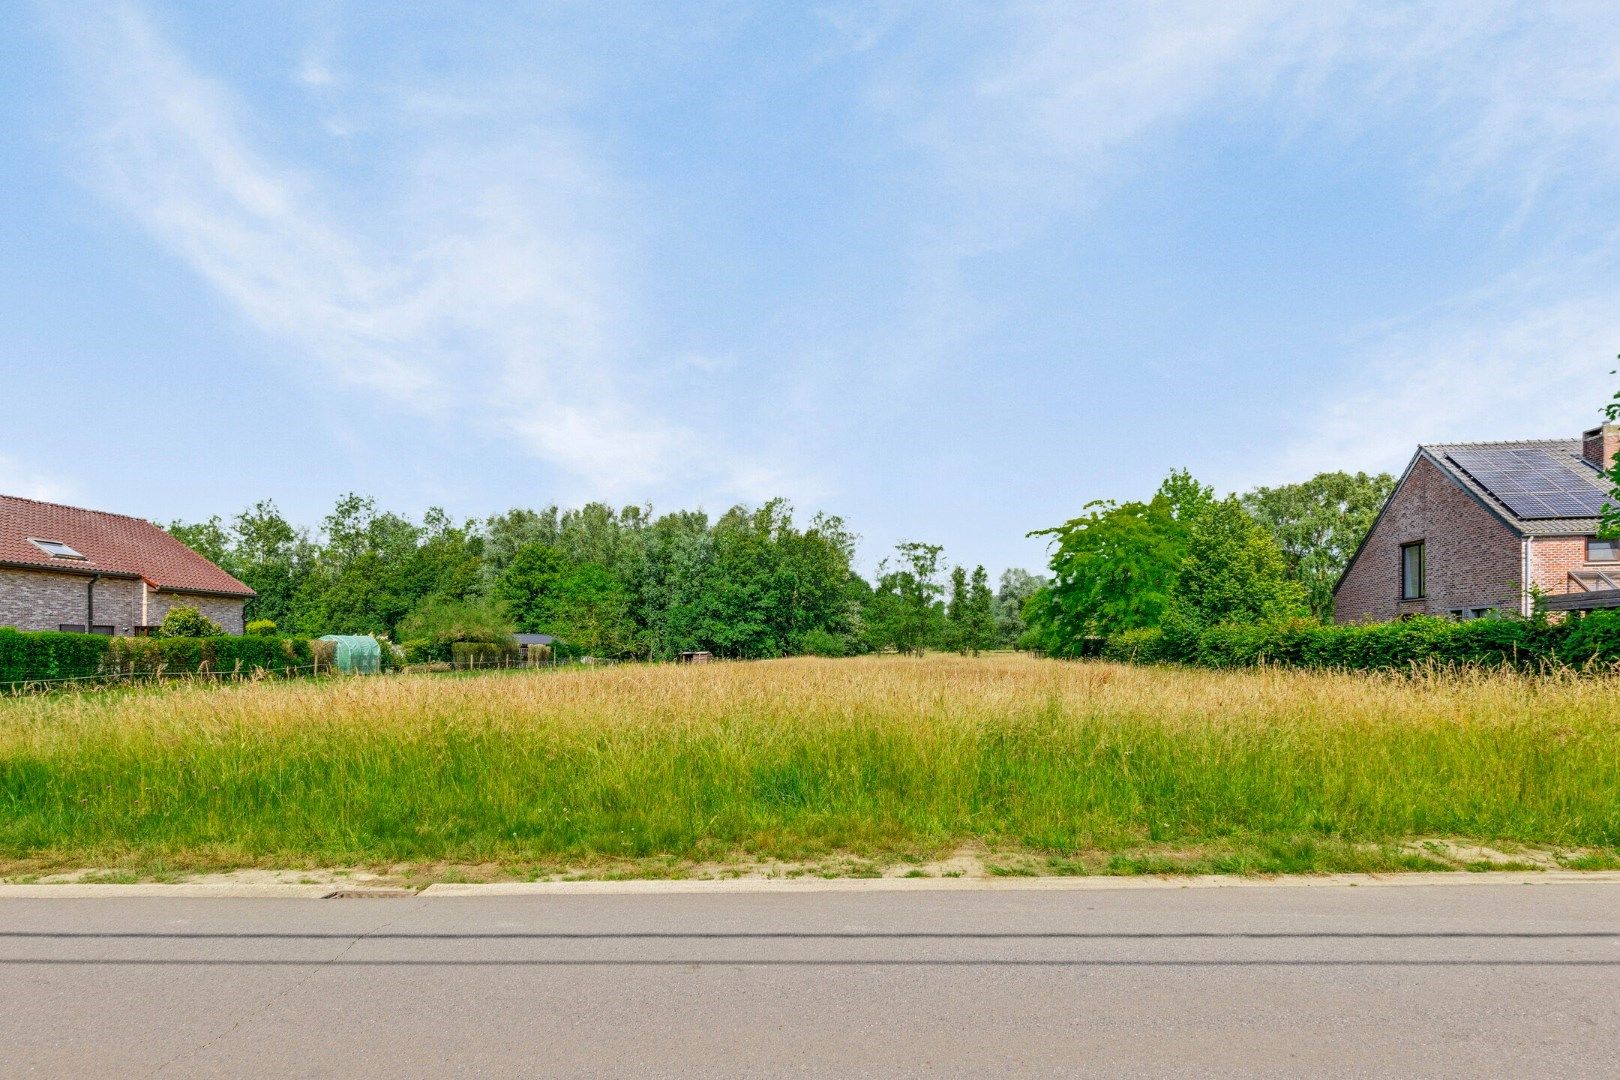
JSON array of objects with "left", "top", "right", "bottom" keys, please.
[
  {"left": 168, "top": 497, "right": 1044, "bottom": 659},
  {"left": 1021, "top": 469, "right": 1395, "bottom": 654}
]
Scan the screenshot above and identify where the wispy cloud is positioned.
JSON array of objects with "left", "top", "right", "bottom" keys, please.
[
  {"left": 1271, "top": 282, "right": 1620, "bottom": 482},
  {"left": 0, "top": 454, "right": 77, "bottom": 503},
  {"left": 846, "top": 1, "right": 1620, "bottom": 464},
  {"left": 47, "top": 2, "right": 759, "bottom": 499},
  {"left": 862, "top": 2, "right": 1620, "bottom": 228}
]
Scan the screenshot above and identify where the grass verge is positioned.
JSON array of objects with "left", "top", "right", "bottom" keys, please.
[{"left": 1, "top": 654, "right": 1617, "bottom": 880}]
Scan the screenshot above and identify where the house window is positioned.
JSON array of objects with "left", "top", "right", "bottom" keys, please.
[
  {"left": 1400, "top": 541, "right": 1426, "bottom": 600},
  {"left": 57, "top": 624, "right": 86, "bottom": 633},
  {"left": 1587, "top": 537, "right": 1619, "bottom": 563},
  {"left": 28, "top": 538, "right": 85, "bottom": 560}
]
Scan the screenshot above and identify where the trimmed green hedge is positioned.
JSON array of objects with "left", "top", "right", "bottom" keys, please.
[
  {"left": 0, "top": 628, "right": 110, "bottom": 686},
  {"left": 104, "top": 635, "right": 316, "bottom": 677},
  {"left": 1092, "top": 611, "right": 1620, "bottom": 671},
  {"left": 0, "top": 627, "right": 322, "bottom": 688}
]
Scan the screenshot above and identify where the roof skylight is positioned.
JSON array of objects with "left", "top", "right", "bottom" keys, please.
[{"left": 28, "top": 538, "right": 86, "bottom": 560}]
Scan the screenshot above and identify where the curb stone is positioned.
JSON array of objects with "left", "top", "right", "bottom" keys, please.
[{"left": 3, "top": 870, "right": 1620, "bottom": 899}]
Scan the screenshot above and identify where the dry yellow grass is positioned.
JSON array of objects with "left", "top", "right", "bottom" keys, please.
[{"left": 2, "top": 653, "right": 1617, "bottom": 878}]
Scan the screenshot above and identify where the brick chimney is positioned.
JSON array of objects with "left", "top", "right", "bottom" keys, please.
[{"left": 1583, "top": 423, "right": 1620, "bottom": 471}]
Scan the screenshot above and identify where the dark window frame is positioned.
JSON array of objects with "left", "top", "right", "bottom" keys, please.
[
  {"left": 1400, "top": 540, "right": 1426, "bottom": 600},
  {"left": 1586, "top": 537, "right": 1619, "bottom": 563}
]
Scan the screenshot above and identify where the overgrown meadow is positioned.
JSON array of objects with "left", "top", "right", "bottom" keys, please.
[{"left": 2, "top": 654, "right": 1618, "bottom": 879}]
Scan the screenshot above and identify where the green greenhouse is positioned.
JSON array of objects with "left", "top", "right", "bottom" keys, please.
[{"left": 318, "top": 635, "right": 381, "bottom": 675}]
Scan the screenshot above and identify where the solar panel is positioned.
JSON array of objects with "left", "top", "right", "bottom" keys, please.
[{"left": 1446, "top": 448, "right": 1611, "bottom": 520}]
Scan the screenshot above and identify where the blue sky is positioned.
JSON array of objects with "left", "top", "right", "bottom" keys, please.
[{"left": 2, "top": 2, "right": 1616, "bottom": 576}]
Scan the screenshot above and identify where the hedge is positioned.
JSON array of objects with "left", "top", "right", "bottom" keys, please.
[
  {"left": 0, "top": 628, "right": 111, "bottom": 686},
  {"left": 0, "top": 628, "right": 325, "bottom": 688},
  {"left": 1089, "top": 610, "right": 1620, "bottom": 672},
  {"left": 104, "top": 635, "right": 318, "bottom": 677},
  {"left": 450, "top": 641, "right": 521, "bottom": 668}
]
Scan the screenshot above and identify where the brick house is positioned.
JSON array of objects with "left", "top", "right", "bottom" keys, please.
[
  {"left": 1334, "top": 425, "right": 1620, "bottom": 623},
  {"left": 0, "top": 494, "right": 253, "bottom": 635}
]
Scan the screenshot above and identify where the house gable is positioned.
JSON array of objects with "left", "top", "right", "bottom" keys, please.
[
  {"left": 0, "top": 494, "right": 252, "bottom": 636},
  {"left": 1334, "top": 453, "right": 1523, "bottom": 623}
]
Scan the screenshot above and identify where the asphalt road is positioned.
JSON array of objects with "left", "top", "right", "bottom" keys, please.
[{"left": 3, "top": 880, "right": 1618, "bottom": 1078}]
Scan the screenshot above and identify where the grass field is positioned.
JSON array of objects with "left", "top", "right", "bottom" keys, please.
[{"left": 1, "top": 654, "right": 1618, "bottom": 882}]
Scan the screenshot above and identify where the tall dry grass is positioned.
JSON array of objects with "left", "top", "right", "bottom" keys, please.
[{"left": 1, "top": 654, "right": 1616, "bottom": 872}]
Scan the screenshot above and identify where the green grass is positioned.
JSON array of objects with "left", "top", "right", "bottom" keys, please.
[{"left": 0, "top": 654, "right": 1617, "bottom": 878}]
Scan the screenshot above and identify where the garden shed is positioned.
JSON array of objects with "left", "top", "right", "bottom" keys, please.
[{"left": 319, "top": 634, "right": 381, "bottom": 674}]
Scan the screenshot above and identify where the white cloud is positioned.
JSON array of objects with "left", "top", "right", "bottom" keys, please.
[
  {"left": 295, "top": 55, "right": 334, "bottom": 89},
  {"left": 863, "top": 2, "right": 1620, "bottom": 242},
  {"left": 1270, "top": 282, "right": 1620, "bottom": 483},
  {"left": 0, "top": 455, "right": 77, "bottom": 503},
  {"left": 851, "top": 2, "right": 1620, "bottom": 466},
  {"left": 48, "top": 1, "right": 756, "bottom": 501}
]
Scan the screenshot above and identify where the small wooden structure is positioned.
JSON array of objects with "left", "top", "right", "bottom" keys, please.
[
  {"left": 679, "top": 650, "right": 713, "bottom": 664},
  {"left": 514, "top": 633, "right": 557, "bottom": 663}
]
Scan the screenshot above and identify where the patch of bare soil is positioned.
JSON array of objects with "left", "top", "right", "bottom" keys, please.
[{"left": 1399, "top": 838, "right": 1566, "bottom": 870}]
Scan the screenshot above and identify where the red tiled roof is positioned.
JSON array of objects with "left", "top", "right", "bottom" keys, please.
[{"left": 0, "top": 494, "right": 254, "bottom": 597}]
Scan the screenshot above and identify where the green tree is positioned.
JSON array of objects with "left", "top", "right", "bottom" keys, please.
[
  {"left": 1600, "top": 366, "right": 1620, "bottom": 539},
  {"left": 1241, "top": 471, "right": 1395, "bottom": 620},
  {"left": 494, "top": 543, "right": 568, "bottom": 633},
  {"left": 964, "top": 565, "right": 998, "bottom": 653},
  {"left": 165, "top": 517, "right": 231, "bottom": 565},
  {"left": 1166, "top": 496, "right": 1307, "bottom": 631},
  {"left": 545, "top": 565, "right": 639, "bottom": 658},
  {"left": 944, "top": 566, "right": 970, "bottom": 653},
  {"left": 1028, "top": 470, "right": 1214, "bottom": 653},
  {"left": 873, "top": 541, "right": 945, "bottom": 655},
  {"left": 230, "top": 501, "right": 314, "bottom": 630},
  {"left": 993, "top": 568, "right": 1046, "bottom": 647}
]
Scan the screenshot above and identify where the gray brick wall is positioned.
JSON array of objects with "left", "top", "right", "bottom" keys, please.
[
  {"left": 0, "top": 568, "right": 142, "bottom": 634},
  {"left": 1334, "top": 455, "right": 1524, "bottom": 623},
  {"left": 142, "top": 589, "right": 246, "bottom": 635},
  {"left": 0, "top": 568, "right": 245, "bottom": 635}
]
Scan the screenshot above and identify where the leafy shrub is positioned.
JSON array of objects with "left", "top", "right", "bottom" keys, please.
[
  {"left": 246, "top": 619, "right": 278, "bottom": 636},
  {"left": 1100, "top": 627, "right": 1170, "bottom": 664},
  {"left": 401, "top": 638, "right": 448, "bottom": 665},
  {"left": 1558, "top": 610, "right": 1620, "bottom": 666},
  {"left": 450, "top": 641, "right": 521, "bottom": 668},
  {"left": 156, "top": 607, "right": 224, "bottom": 638},
  {"left": 0, "top": 628, "right": 110, "bottom": 687},
  {"left": 796, "top": 629, "right": 849, "bottom": 658},
  {"left": 397, "top": 596, "right": 514, "bottom": 646}
]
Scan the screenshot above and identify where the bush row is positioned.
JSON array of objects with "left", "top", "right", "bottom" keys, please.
[
  {"left": 104, "top": 635, "right": 325, "bottom": 677},
  {"left": 449, "top": 642, "right": 521, "bottom": 668},
  {"left": 0, "top": 627, "right": 332, "bottom": 687},
  {"left": 1089, "top": 611, "right": 1620, "bottom": 671},
  {"left": 0, "top": 628, "right": 110, "bottom": 686}
]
